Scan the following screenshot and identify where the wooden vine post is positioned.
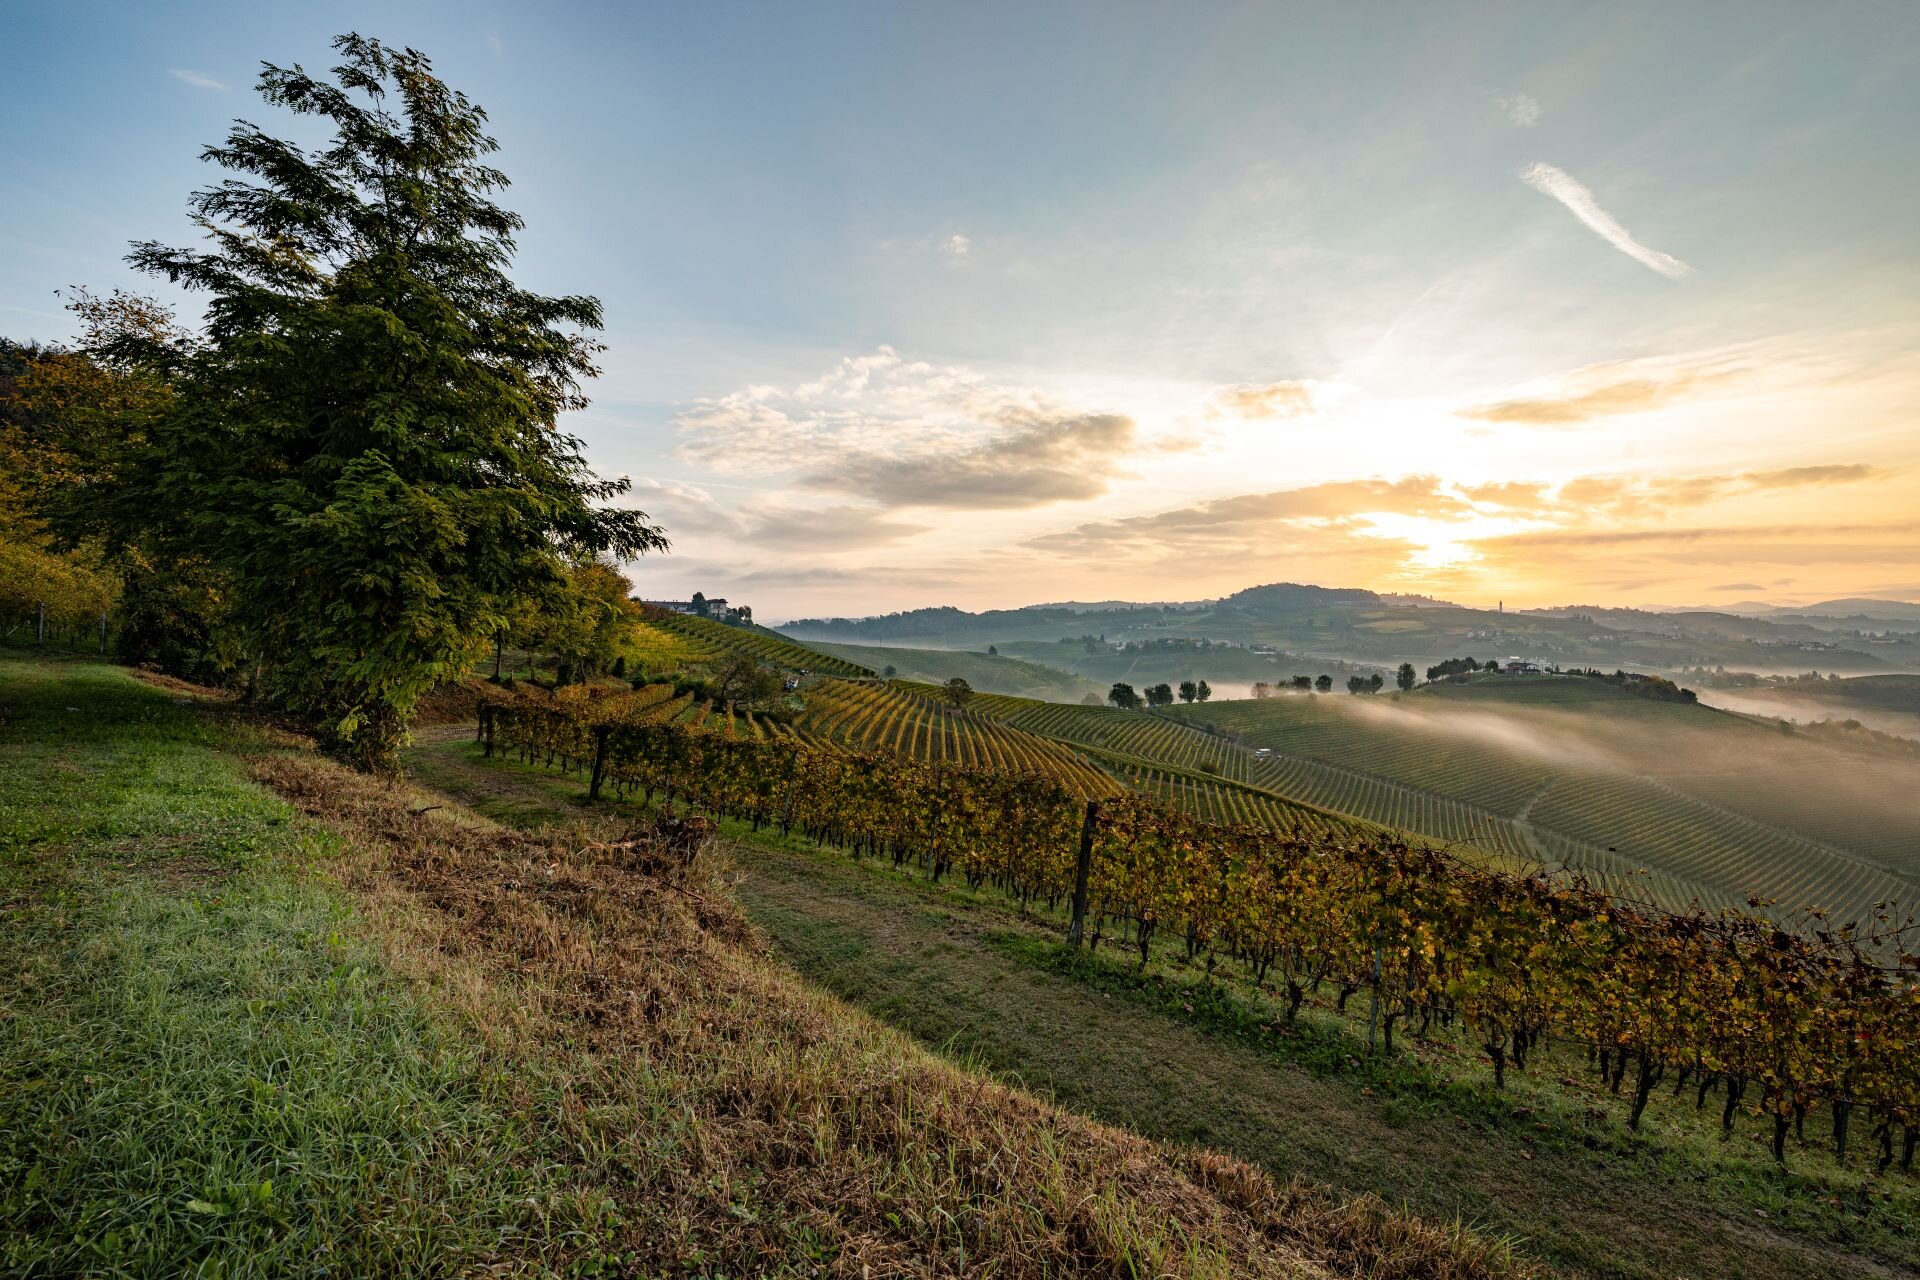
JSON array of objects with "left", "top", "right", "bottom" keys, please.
[
  {"left": 588, "top": 724, "right": 612, "bottom": 800},
  {"left": 1067, "top": 799, "right": 1098, "bottom": 948}
]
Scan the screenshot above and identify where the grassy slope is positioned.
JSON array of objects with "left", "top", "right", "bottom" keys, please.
[
  {"left": 0, "top": 655, "right": 594, "bottom": 1275},
  {"left": 405, "top": 723, "right": 1920, "bottom": 1280},
  {"left": 3, "top": 651, "right": 1511, "bottom": 1280},
  {"left": 788, "top": 638, "right": 1104, "bottom": 701}
]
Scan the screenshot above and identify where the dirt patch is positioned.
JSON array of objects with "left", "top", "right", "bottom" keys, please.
[
  {"left": 411, "top": 679, "right": 494, "bottom": 727},
  {"left": 125, "top": 666, "right": 234, "bottom": 701}
]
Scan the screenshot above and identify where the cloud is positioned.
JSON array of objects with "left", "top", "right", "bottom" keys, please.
[
  {"left": 1712, "top": 583, "right": 1766, "bottom": 592},
  {"left": 1475, "top": 520, "right": 1920, "bottom": 555},
  {"left": 805, "top": 411, "right": 1137, "bottom": 509},
  {"left": 1519, "top": 162, "right": 1691, "bottom": 278},
  {"left": 1459, "top": 353, "right": 1746, "bottom": 425},
  {"left": 1461, "top": 480, "right": 1550, "bottom": 509},
  {"left": 1740, "top": 463, "right": 1884, "bottom": 489},
  {"left": 626, "top": 479, "right": 927, "bottom": 549},
  {"left": 1547, "top": 463, "right": 1883, "bottom": 520},
  {"left": 484, "top": 30, "right": 504, "bottom": 55},
  {"left": 942, "top": 234, "right": 971, "bottom": 258},
  {"left": 1495, "top": 93, "right": 1541, "bottom": 126},
  {"left": 737, "top": 504, "right": 930, "bottom": 549},
  {"left": 1027, "top": 476, "right": 1471, "bottom": 558},
  {"left": 1211, "top": 380, "right": 1316, "bottom": 420},
  {"left": 675, "top": 346, "right": 1160, "bottom": 511},
  {"left": 169, "top": 68, "right": 227, "bottom": 91}
]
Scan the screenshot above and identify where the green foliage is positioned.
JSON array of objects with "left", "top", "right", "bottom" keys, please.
[
  {"left": 99, "top": 35, "right": 666, "bottom": 768},
  {"left": 713, "top": 654, "right": 786, "bottom": 711},
  {"left": 1109, "top": 681, "right": 1140, "bottom": 710}
]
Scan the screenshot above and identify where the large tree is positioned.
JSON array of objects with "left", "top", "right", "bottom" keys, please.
[{"left": 120, "top": 35, "right": 666, "bottom": 768}]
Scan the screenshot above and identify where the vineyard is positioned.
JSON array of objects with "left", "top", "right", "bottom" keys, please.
[
  {"left": 796, "top": 679, "right": 1119, "bottom": 796},
  {"left": 1151, "top": 691, "right": 1919, "bottom": 925},
  {"left": 975, "top": 696, "right": 1259, "bottom": 784},
  {"left": 638, "top": 609, "right": 874, "bottom": 678},
  {"left": 478, "top": 683, "right": 1920, "bottom": 1170},
  {"left": 1102, "top": 756, "right": 1360, "bottom": 843}
]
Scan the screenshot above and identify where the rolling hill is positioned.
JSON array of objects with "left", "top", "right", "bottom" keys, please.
[
  {"left": 785, "top": 639, "right": 1104, "bottom": 701},
  {"left": 1156, "top": 675, "right": 1919, "bottom": 923},
  {"left": 781, "top": 581, "right": 1920, "bottom": 676}
]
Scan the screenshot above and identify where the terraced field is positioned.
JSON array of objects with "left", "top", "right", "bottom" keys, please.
[{"left": 797, "top": 679, "right": 1119, "bottom": 796}]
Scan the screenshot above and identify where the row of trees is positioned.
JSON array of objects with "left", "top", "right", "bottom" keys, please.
[
  {"left": 1107, "top": 679, "right": 1212, "bottom": 709},
  {"left": 3, "top": 36, "right": 668, "bottom": 769}
]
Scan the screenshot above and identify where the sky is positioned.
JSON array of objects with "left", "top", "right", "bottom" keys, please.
[{"left": 5, "top": 2, "right": 1919, "bottom": 621}]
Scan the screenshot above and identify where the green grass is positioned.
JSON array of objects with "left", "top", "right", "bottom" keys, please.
[
  {"left": 406, "top": 723, "right": 1920, "bottom": 1280},
  {"left": 0, "top": 652, "right": 602, "bottom": 1276}
]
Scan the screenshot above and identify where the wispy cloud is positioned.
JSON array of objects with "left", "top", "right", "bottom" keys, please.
[
  {"left": 1495, "top": 93, "right": 1541, "bottom": 127},
  {"left": 1520, "top": 162, "right": 1691, "bottom": 278},
  {"left": 484, "top": 30, "right": 504, "bottom": 56},
  {"left": 1459, "top": 350, "right": 1750, "bottom": 425},
  {"left": 1741, "top": 463, "right": 1884, "bottom": 490},
  {"left": 168, "top": 68, "right": 226, "bottom": 91},
  {"left": 1210, "top": 380, "right": 1316, "bottom": 421},
  {"left": 942, "top": 233, "right": 971, "bottom": 258}
]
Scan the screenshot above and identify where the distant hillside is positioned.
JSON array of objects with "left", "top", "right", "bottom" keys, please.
[
  {"left": 994, "top": 637, "right": 1377, "bottom": 696},
  {"left": 1142, "top": 677, "right": 1920, "bottom": 922},
  {"left": 1219, "top": 582, "right": 1383, "bottom": 613},
  {"left": 786, "top": 639, "right": 1103, "bottom": 701},
  {"left": 780, "top": 580, "right": 1916, "bottom": 678},
  {"left": 1808, "top": 673, "right": 1920, "bottom": 711},
  {"left": 778, "top": 601, "right": 1202, "bottom": 645},
  {"left": 1781, "top": 598, "right": 1920, "bottom": 622},
  {"left": 1692, "top": 674, "right": 1920, "bottom": 745}
]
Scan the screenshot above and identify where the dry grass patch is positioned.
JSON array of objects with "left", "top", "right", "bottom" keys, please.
[{"left": 255, "top": 752, "right": 1531, "bottom": 1279}]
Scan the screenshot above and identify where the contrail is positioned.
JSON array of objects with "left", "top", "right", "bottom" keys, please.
[{"left": 1521, "top": 162, "right": 1692, "bottom": 279}]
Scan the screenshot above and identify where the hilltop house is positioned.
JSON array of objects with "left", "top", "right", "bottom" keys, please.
[
  {"left": 1502, "top": 657, "right": 1543, "bottom": 674},
  {"left": 638, "top": 593, "right": 754, "bottom": 625}
]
